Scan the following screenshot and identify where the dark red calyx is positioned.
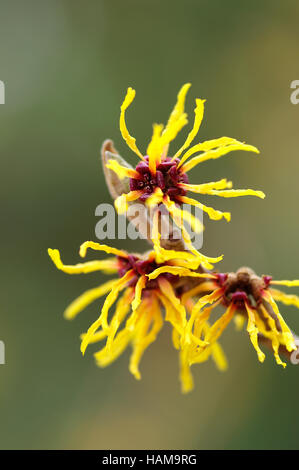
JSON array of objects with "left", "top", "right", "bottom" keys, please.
[
  {"left": 262, "top": 275, "right": 272, "bottom": 287},
  {"left": 231, "top": 291, "right": 249, "bottom": 307},
  {"left": 129, "top": 156, "right": 189, "bottom": 204},
  {"left": 117, "top": 255, "right": 179, "bottom": 290},
  {"left": 216, "top": 273, "right": 228, "bottom": 287}
]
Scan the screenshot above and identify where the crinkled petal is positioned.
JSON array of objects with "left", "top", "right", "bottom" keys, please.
[
  {"left": 48, "top": 248, "right": 118, "bottom": 274},
  {"left": 181, "top": 143, "right": 260, "bottom": 173},
  {"left": 79, "top": 241, "right": 128, "bottom": 259},
  {"left": 119, "top": 87, "right": 144, "bottom": 159},
  {"left": 64, "top": 279, "right": 118, "bottom": 320}
]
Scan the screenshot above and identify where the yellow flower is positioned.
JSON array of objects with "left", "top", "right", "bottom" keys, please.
[
  {"left": 106, "top": 84, "right": 265, "bottom": 263},
  {"left": 184, "top": 267, "right": 299, "bottom": 379},
  {"left": 48, "top": 242, "right": 224, "bottom": 390}
]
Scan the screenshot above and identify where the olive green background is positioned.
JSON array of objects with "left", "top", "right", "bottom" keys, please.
[{"left": 1, "top": 0, "right": 299, "bottom": 450}]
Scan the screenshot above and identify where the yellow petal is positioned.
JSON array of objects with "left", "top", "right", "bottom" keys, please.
[
  {"left": 234, "top": 313, "right": 246, "bottom": 331},
  {"left": 204, "top": 302, "right": 236, "bottom": 345},
  {"left": 64, "top": 279, "right": 117, "bottom": 320},
  {"left": 186, "top": 288, "right": 224, "bottom": 343},
  {"left": 211, "top": 341, "right": 228, "bottom": 371},
  {"left": 178, "top": 136, "right": 240, "bottom": 167},
  {"left": 200, "top": 188, "right": 265, "bottom": 199},
  {"left": 80, "top": 269, "right": 135, "bottom": 355},
  {"left": 147, "top": 123, "right": 164, "bottom": 174},
  {"left": 179, "top": 348, "right": 194, "bottom": 394},
  {"left": 114, "top": 190, "right": 143, "bottom": 214},
  {"left": 95, "top": 328, "right": 132, "bottom": 367},
  {"left": 129, "top": 298, "right": 163, "bottom": 380},
  {"left": 131, "top": 274, "right": 147, "bottom": 312},
  {"left": 48, "top": 248, "right": 118, "bottom": 274},
  {"left": 145, "top": 187, "right": 164, "bottom": 208},
  {"left": 79, "top": 241, "right": 127, "bottom": 259},
  {"left": 259, "top": 304, "right": 286, "bottom": 367},
  {"left": 147, "top": 265, "right": 216, "bottom": 281},
  {"left": 179, "top": 179, "right": 233, "bottom": 194},
  {"left": 270, "top": 288, "right": 299, "bottom": 309},
  {"left": 173, "top": 98, "right": 206, "bottom": 159},
  {"left": 106, "top": 159, "right": 140, "bottom": 179},
  {"left": 270, "top": 280, "right": 299, "bottom": 287},
  {"left": 245, "top": 302, "right": 265, "bottom": 363},
  {"left": 178, "top": 195, "right": 231, "bottom": 222},
  {"left": 165, "top": 83, "right": 191, "bottom": 132},
  {"left": 158, "top": 277, "right": 187, "bottom": 328},
  {"left": 163, "top": 195, "right": 223, "bottom": 267},
  {"left": 262, "top": 290, "right": 296, "bottom": 352},
  {"left": 181, "top": 281, "right": 216, "bottom": 305},
  {"left": 181, "top": 143, "right": 260, "bottom": 173},
  {"left": 106, "top": 288, "right": 134, "bottom": 351},
  {"left": 80, "top": 329, "right": 107, "bottom": 345},
  {"left": 119, "top": 87, "right": 144, "bottom": 159}
]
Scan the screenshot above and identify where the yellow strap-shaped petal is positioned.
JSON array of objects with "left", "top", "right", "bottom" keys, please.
[
  {"left": 262, "top": 290, "right": 296, "bottom": 352},
  {"left": 163, "top": 195, "right": 223, "bottom": 268},
  {"left": 129, "top": 298, "right": 163, "bottom": 380},
  {"left": 165, "top": 83, "right": 191, "bottom": 132},
  {"left": 245, "top": 302, "right": 265, "bottom": 363},
  {"left": 94, "top": 328, "right": 132, "bottom": 367},
  {"left": 173, "top": 98, "right": 206, "bottom": 159},
  {"left": 270, "top": 280, "right": 299, "bottom": 287},
  {"left": 181, "top": 143, "right": 260, "bottom": 173},
  {"left": 204, "top": 302, "right": 236, "bottom": 345},
  {"left": 80, "top": 329, "right": 107, "bottom": 345},
  {"left": 270, "top": 288, "right": 299, "bottom": 309},
  {"left": 119, "top": 87, "right": 144, "bottom": 159},
  {"left": 64, "top": 279, "right": 117, "bottom": 320},
  {"left": 199, "top": 188, "right": 265, "bottom": 199},
  {"left": 186, "top": 288, "right": 224, "bottom": 343},
  {"left": 145, "top": 187, "right": 164, "bottom": 208},
  {"left": 114, "top": 190, "right": 143, "bottom": 214},
  {"left": 151, "top": 208, "right": 205, "bottom": 268},
  {"left": 80, "top": 269, "right": 135, "bottom": 355},
  {"left": 147, "top": 265, "right": 216, "bottom": 281},
  {"left": 158, "top": 277, "right": 187, "bottom": 328},
  {"left": 211, "top": 341, "right": 228, "bottom": 371},
  {"left": 106, "top": 288, "right": 134, "bottom": 351},
  {"left": 79, "top": 241, "right": 127, "bottom": 259},
  {"left": 179, "top": 348, "right": 194, "bottom": 394},
  {"left": 106, "top": 159, "right": 140, "bottom": 179},
  {"left": 147, "top": 123, "right": 164, "bottom": 174},
  {"left": 259, "top": 304, "right": 286, "bottom": 367},
  {"left": 179, "top": 179, "right": 233, "bottom": 194},
  {"left": 48, "top": 248, "right": 118, "bottom": 274},
  {"left": 181, "top": 281, "right": 216, "bottom": 304},
  {"left": 178, "top": 136, "right": 240, "bottom": 167},
  {"left": 131, "top": 274, "right": 147, "bottom": 312},
  {"left": 178, "top": 195, "right": 231, "bottom": 222},
  {"left": 157, "top": 292, "right": 194, "bottom": 350}
]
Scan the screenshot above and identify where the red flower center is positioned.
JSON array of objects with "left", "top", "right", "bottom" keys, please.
[
  {"left": 129, "top": 156, "right": 189, "bottom": 204},
  {"left": 117, "top": 254, "right": 178, "bottom": 290}
]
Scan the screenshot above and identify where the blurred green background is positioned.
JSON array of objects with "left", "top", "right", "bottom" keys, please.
[{"left": 1, "top": 0, "right": 299, "bottom": 450}]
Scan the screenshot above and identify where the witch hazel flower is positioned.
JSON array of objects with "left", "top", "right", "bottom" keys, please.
[
  {"left": 48, "top": 242, "right": 222, "bottom": 390},
  {"left": 181, "top": 267, "right": 299, "bottom": 392},
  {"left": 105, "top": 83, "right": 265, "bottom": 264}
]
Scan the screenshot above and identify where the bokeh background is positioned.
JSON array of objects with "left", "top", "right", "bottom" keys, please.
[{"left": 1, "top": 0, "right": 299, "bottom": 450}]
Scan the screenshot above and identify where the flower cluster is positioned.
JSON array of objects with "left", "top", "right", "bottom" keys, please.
[{"left": 48, "top": 83, "right": 299, "bottom": 393}]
